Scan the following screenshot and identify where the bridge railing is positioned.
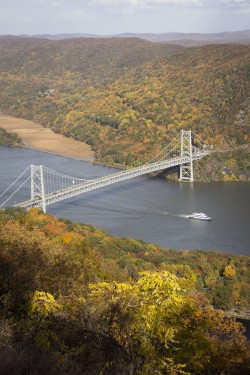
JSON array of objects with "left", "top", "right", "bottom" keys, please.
[
  {"left": 14, "top": 150, "right": 208, "bottom": 211},
  {"left": 7, "top": 130, "right": 212, "bottom": 212}
]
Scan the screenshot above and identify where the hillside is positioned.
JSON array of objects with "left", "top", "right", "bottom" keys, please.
[
  {"left": 11, "top": 29, "right": 250, "bottom": 46},
  {"left": 0, "top": 207, "right": 249, "bottom": 374},
  {"left": 0, "top": 38, "right": 249, "bottom": 180},
  {"left": 0, "top": 36, "right": 182, "bottom": 84},
  {"left": 129, "top": 30, "right": 250, "bottom": 46}
]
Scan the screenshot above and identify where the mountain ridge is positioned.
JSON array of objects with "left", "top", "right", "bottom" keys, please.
[
  {"left": 0, "top": 37, "right": 249, "bottom": 180},
  {"left": 1, "top": 29, "right": 249, "bottom": 46}
]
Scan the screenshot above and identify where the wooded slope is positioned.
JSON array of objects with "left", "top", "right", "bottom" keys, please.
[
  {"left": 0, "top": 37, "right": 249, "bottom": 180},
  {"left": 0, "top": 36, "right": 182, "bottom": 83},
  {"left": 0, "top": 207, "right": 249, "bottom": 374}
]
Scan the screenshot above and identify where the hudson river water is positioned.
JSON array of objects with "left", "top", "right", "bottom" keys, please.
[{"left": 0, "top": 146, "right": 249, "bottom": 256}]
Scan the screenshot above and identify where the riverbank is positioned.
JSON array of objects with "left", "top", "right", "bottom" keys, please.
[{"left": 0, "top": 115, "right": 94, "bottom": 161}]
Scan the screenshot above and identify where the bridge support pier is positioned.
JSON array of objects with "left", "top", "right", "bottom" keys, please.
[
  {"left": 31, "top": 164, "right": 46, "bottom": 212},
  {"left": 179, "top": 130, "right": 194, "bottom": 182}
]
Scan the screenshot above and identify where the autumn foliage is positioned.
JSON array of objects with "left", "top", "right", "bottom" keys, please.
[
  {"left": 0, "top": 37, "right": 249, "bottom": 180},
  {"left": 0, "top": 207, "right": 249, "bottom": 374}
]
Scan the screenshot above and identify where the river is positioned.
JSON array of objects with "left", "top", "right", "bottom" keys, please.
[{"left": 0, "top": 146, "right": 249, "bottom": 256}]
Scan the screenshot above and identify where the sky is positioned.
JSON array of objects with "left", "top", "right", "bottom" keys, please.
[{"left": 0, "top": 0, "right": 250, "bottom": 36}]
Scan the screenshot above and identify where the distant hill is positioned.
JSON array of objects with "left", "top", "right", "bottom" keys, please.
[
  {"left": 0, "top": 36, "right": 249, "bottom": 180},
  {"left": 3, "top": 30, "right": 249, "bottom": 46},
  {"left": 130, "top": 30, "right": 250, "bottom": 46},
  {"left": 0, "top": 36, "right": 182, "bottom": 84}
]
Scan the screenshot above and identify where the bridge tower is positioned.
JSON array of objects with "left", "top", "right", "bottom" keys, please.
[
  {"left": 31, "top": 164, "right": 46, "bottom": 212},
  {"left": 179, "top": 130, "right": 194, "bottom": 182}
]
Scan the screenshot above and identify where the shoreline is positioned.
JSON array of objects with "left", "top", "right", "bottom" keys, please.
[
  {"left": 0, "top": 115, "right": 95, "bottom": 162},
  {"left": 15, "top": 143, "right": 124, "bottom": 170},
  {"left": 1, "top": 115, "right": 249, "bottom": 181},
  {"left": 19, "top": 143, "right": 95, "bottom": 163},
  {"left": 0, "top": 115, "right": 128, "bottom": 170}
]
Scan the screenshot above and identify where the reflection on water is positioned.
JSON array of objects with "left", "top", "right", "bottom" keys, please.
[{"left": 0, "top": 146, "right": 249, "bottom": 255}]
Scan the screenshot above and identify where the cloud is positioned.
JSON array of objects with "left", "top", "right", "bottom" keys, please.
[
  {"left": 88, "top": 0, "right": 250, "bottom": 9},
  {"left": 88, "top": 0, "right": 208, "bottom": 17},
  {"left": 1, "top": 0, "right": 249, "bottom": 35},
  {"left": 90, "top": 0, "right": 206, "bottom": 5},
  {"left": 62, "top": 9, "right": 96, "bottom": 21},
  {"left": 220, "top": 0, "right": 250, "bottom": 13},
  {"left": 222, "top": 0, "right": 249, "bottom": 3}
]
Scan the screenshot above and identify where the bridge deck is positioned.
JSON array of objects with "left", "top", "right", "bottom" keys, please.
[{"left": 15, "top": 151, "right": 208, "bottom": 211}]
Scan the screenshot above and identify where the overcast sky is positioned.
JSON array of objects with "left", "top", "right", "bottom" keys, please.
[{"left": 0, "top": 0, "right": 249, "bottom": 36}]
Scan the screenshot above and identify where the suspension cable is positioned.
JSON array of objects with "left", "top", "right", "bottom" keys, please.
[
  {"left": 0, "top": 175, "right": 31, "bottom": 208},
  {"left": 144, "top": 132, "right": 181, "bottom": 165},
  {"left": 0, "top": 165, "right": 31, "bottom": 200},
  {"left": 42, "top": 166, "right": 88, "bottom": 182},
  {"left": 191, "top": 130, "right": 211, "bottom": 147}
]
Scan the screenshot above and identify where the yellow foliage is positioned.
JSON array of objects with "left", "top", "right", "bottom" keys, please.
[
  {"left": 30, "top": 291, "right": 61, "bottom": 316},
  {"left": 59, "top": 231, "right": 82, "bottom": 244},
  {"left": 223, "top": 264, "right": 236, "bottom": 279}
]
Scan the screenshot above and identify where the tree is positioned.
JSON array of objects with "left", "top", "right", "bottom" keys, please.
[
  {"left": 224, "top": 263, "right": 236, "bottom": 279},
  {"left": 83, "top": 271, "right": 250, "bottom": 374}
]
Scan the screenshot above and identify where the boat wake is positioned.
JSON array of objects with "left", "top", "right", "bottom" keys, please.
[
  {"left": 163, "top": 212, "right": 189, "bottom": 218},
  {"left": 163, "top": 212, "right": 211, "bottom": 221},
  {"left": 177, "top": 214, "right": 190, "bottom": 218}
]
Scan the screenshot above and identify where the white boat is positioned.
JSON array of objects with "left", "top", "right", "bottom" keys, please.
[{"left": 188, "top": 212, "right": 212, "bottom": 221}]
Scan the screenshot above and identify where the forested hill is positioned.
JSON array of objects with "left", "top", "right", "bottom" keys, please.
[
  {"left": 0, "top": 37, "right": 249, "bottom": 180},
  {"left": 0, "top": 207, "right": 250, "bottom": 373},
  {"left": 0, "top": 36, "right": 182, "bottom": 84},
  {"left": 6, "top": 29, "right": 250, "bottom": 45}
]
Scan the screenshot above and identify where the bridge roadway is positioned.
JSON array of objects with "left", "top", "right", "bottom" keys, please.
[{"left": 15, "top": 151, "right": 207, "bottom": 211}]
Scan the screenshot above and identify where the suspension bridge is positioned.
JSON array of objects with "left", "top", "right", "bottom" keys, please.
[{"left": 0, "top": 130, "right": 212, "bottom": 213}]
